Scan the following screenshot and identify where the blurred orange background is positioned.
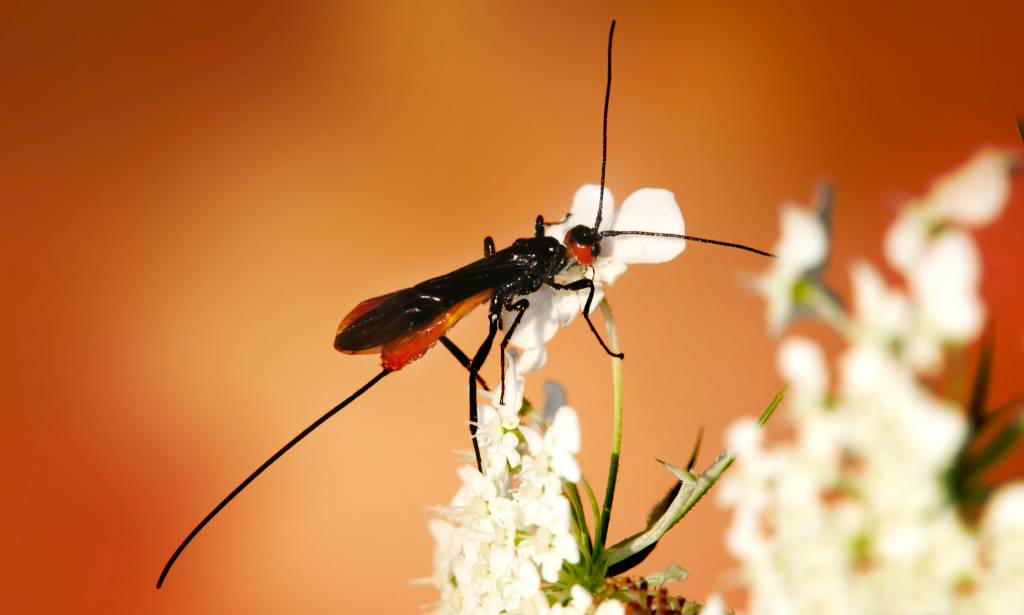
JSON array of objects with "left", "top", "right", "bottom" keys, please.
[{"left": 2, "top": 1, "right": 1023, "bottom": 613}]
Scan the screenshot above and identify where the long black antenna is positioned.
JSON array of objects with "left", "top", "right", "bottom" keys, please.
[
  {"left": 600, "top": 230, "right": 777, "bottom": 258},
  {"left": 157, "top": 368, "right": 392, "bottom": 588},
  {"left": 593, "top": 20, "right": 615, "bottom": 233}
]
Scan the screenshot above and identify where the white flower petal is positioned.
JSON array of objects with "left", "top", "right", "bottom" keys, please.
[
  {"left": 548, "top": 406, "right": 581, "bottom": 455},
  {"left": 550, "top": 449, "right": 581, "bottom": 483},
  {"left": 520, "top": 425, "right": 544, "bottom": 455},
  {"left": 483, "top": 352, "right": 527, "bottom": 415},
  {"left": 776, "top": 205, "right": 828, "bottom": 272},
  {"left": 593, "top": 599, "right": 626, "bottom": 615},
  {"left": 928, "top": 149, "right": 1015, "bottom": 226},
  {"left": 724, "top": 417, "right": 761, "bottom": 455},
  {"left": 698, "top": 593, "right": 726, "bottom": 615},
  {"left": 884, "top": 207, "right": 929, "bottom": 274},
  {"left": 502, "top": 350, "right": 520, "bottom": 390},
  {"left": 554, "top": 289, "right": 583, "bottom": 327},
  {"left": 756, "top": 202, "right": 830, "bottom": 334},
  {"left": 603, "top": 188, "right": 686, "bottom": 264},
  {"left": 839, "top": 342, "right": 889, "bottom": 398},
  {"left": 983, "top": 483, "right": 1024, "bottom": 535},
  {"left": 546, "top": 185, "right": 614, "bottom": 240},
  {"left": 429, "top": 517, "right": 455, "bottom": 545},
  {"left": 595, "top": 259, "right": 628, "bottom": 286},
  {"left": 850, "top": 261, "right": 909, "bottom": 339},
  {"left": 507, "top": 286, "right": 560, "bottom": 349},
  {"left": 778, "top": 336, "right": 828, "bottom": 404},
  {"left": 911, "top": 230, "right": 983, "bottom": 340},
  {"left": 517, "top": 560, "right": 541, "bottom": 597},
  {"left": 569, "top": 585, "right": 593, "bottom": 611},
  {"left": 517, "top": 345, "right": 547, "bottom": 373}
]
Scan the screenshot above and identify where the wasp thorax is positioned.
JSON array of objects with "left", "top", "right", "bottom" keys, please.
[{"left": 564, "top": 225, "right": 601, "bottom": 265}]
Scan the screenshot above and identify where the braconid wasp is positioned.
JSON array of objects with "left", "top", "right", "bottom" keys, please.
[{"left": 156, "top": 20, "right": 775, "bottom": 589}]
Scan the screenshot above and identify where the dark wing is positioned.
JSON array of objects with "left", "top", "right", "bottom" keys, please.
[{"left": 334, "top": 254, "right": 531, "bottom": 353}]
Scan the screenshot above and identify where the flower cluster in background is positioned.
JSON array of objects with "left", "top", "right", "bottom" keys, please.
[
  {"left": 426, "top": 352, "right": 626, "bottom": 615},
  {"left": 721, "top": 150, "right": 1024, "bottom": 615}
]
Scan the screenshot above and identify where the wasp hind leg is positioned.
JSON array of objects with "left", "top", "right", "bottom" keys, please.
[{"left": 440, "top": 336, "right": 489, "bottom": 391}]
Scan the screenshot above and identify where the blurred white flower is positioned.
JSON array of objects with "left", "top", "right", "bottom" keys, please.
[
  {"left": 721, "top": 150, "right": 1023, "bottom": 615},
  {"left": 910, "top": 230, "right": 984, "bottom": 343},
  {"left": 756, "top": 191, "right": 832, "bottom": 333},
  {"left": 929, "top": 150, "right": 1016, "bottom": 225},
  {"left": 507, "top": 185, "right": 686, "bottom": 371},
  {"left": 975, "top": 484, "right": 1024, "bottom": 612},
  {"left": 593, "top": 597, "right": 626, "bottom": 615},
  {"left": 699, "top": 593, "right": 726, "bottom": 615},
  {"left": 882, "top": 150, "right": 1015, "bottom": 372},
  {"left": 849, "top": 261, "right": 911, "bottom": 346},
  {"left": 778, "top": 336, "right": 829, "bottom": 409},
  {"left": 548, "top": 585, "right": 623, "bottom": 615},
  {"left": 886, "top": 150, "right": 1016, "bottom": 274}
]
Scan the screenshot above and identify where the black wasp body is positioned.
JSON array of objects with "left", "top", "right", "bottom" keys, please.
[{"left": 334, "top": 232, "right": 567, "bottom": 367}]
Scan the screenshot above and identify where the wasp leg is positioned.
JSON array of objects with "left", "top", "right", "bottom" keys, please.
[
  {"left": 538, "top": 213, "right": 570, "bottom": 235},
  {"left": 468, "top": 295, "right": 502, "bottom": 471},
  {"left": 549, "top": 278, "right": 624, "bottom": 359},
  {"left": 484, "top": 236, "right": 495, "bottom": 257},
  {"left": 498, "top": 299, "right": 529, "bottom": 406},
  {"left": 440, "top": 336, "right": 489, "bottom": 391}
]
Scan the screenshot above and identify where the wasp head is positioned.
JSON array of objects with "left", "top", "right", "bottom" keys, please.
[{"left": 564, "top": 224, "right": 601, "bottom": 265}]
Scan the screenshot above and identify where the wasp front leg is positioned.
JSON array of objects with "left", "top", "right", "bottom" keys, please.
[
  {"left": 549, "top": 278, "right": 624, "bottom": 359},
  {"left": 498, "top": 299, "right": 530, "bottom": 405},
  {"left": 467, "top": 294, "right": 503, "bottom": 471}
]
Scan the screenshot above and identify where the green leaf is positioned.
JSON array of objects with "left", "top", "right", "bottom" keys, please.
[
  {"left": 948, "top": 330, "right": 1024, "bottom": 525},
  {"left": 580, "top": 476, "right": 602, "bottom": 545},
  {"left": 564, "top": 483, "right": 593, "bottom": 556},
  {"left": 519, "top": 396, "right": 535, "bottom": 417},
  {"left": 967, "top": 326, "right": 995, "bottom": 423},
  {"left": 604, "top": 387, "right": 786, "bottom": 574},
  {"left": 759, "top": 384, "right": 787, "bottom": 428},
  {"left": 685, "top": 426, "right": 704, "bottom": 471},
  {"left": 949, "top": 394, "right": 1024, "bottom": 525},
  {"left": 657, "top": 458, "right": 699, "bottom": 484}
]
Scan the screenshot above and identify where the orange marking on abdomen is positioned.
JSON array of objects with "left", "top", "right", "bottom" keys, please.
[{"left": 381, "top": 290, "right": 494, "bottom": 371}]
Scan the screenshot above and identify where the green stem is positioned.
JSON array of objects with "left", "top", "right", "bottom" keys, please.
[{"left": 596, "top": 299, "right": 623, "bottom": 551}]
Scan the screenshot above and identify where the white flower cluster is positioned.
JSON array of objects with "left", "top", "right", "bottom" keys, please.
[
  {"left": 427, "top": 352, "right": 624, "bottom": 615},
  {"left": 722, "top": 150, "right": 1024, "bottom": 615}
]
